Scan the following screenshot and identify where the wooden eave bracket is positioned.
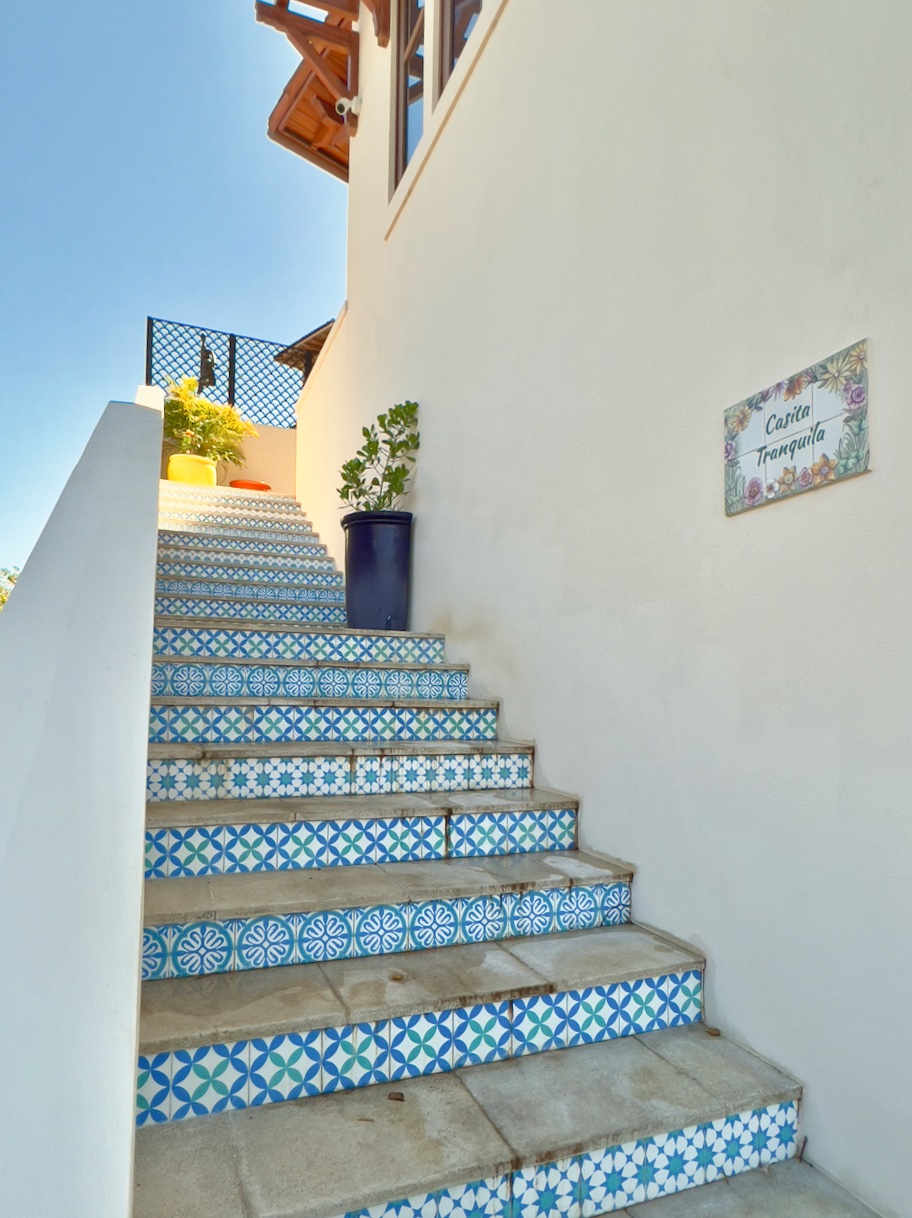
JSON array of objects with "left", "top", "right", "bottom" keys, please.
[{"left": 362, "top": 0, "right": 390, "bottom": 47}]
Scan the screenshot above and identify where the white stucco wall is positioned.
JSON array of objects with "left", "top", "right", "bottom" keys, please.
[
  {"left": 0, "top": 399, "right": 162, "bottom": 1216},
  {"left": 295, "top": 3, "right": 912, "bottom": 1213}
]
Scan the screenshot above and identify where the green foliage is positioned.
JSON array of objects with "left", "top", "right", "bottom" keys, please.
[
  {"left": 339, "top": 401, "right": 420, "bottom": 511},
  {"left": 162, "top": 376, "right": 258, "bottom": 465},
  {"left": 0, "top": 566, "right": 19, "bottom": 612}
]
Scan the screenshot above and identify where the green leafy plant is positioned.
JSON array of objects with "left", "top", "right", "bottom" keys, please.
[
  {"left": 163, "top": 376, "right": 258, "bottom": 465},
  {"left": 339, "top": 401, "right": 420, "bottom": 511},
  {"left": 0, "top": 566, "right": 19, "bottom": 612}
]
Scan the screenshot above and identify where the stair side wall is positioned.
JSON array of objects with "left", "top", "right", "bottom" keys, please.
[{"left": 293, "top": 4, "right": 912, "bottom": 1215}]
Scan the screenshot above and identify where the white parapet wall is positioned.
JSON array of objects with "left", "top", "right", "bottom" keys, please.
[{"left": 0, "top": 397, "right": 163, "bottom": 1217}]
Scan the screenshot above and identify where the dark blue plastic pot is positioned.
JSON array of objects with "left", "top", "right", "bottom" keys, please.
[{"left": 341, "top": 511, "right": 413, "bottom": 631}]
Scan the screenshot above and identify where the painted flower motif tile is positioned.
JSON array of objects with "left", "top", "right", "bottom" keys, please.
[
  {"left": 452, "top": 1002, "right": 512, "bottom": 1067},
  {"left": 436, "top": 1177, "right": 510, "bottom": 1218}
]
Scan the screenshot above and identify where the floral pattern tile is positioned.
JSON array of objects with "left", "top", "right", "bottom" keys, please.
[{"left": 725, "top": 339, "right": 869, "bottom": 515}]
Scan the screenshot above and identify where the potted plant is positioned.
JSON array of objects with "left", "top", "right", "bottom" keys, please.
[
  {"left": 162, "top": 376, "right": 258, "bottom": 486},
  {"left": 339, "top": 401, "right": 419, "bottom": 630}
]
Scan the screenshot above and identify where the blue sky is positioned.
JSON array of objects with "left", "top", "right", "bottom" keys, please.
[{"left": 0, "top": 2, "right": 347, "bottom": 568}]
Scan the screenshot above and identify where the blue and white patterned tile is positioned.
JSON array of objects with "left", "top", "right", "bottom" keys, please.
[
  {"left": 408, "top": 899, "right": 461, "bottom": 951},
  {"left": 322, "top": 1022, "right": 390, "bottom": 1093},
  {"left": 646, "top": 1125, "right": 705, "bottom": 1198},
  {"left": 599, "top": 883, "right": 631, "bottom": 926},
  {"left": 431, "top": 754, "right": 472, "bottom": 792},
  {"left": 248, "top": 1031, "right": 322, "bottom": 1104},
  {"left": 512, "top": 993, "right": 568, "bottom": 1057},
  {"left": 274, "top": 821, "right": 325, "bottom": 870},
  {"left": 618, "top": 976, "right": 668, "bottom": 1035},
  {"left": 394, "top": 754, "right": 437, "bottom": 792},
  {"left": 388, "top": 1010, "right": 454, "bottom": 1079},
  {"left": 167, "top": 826, "right": 225, "bottom": 877},
  {"left": 459, "top": 895, "right": 507, "bottom": 944},
  {"left": 235, "top": 916, "right": 297, "bottom": 970},
  {"left": 504, "top": 810, "right": 549, "bottom": 855},
  {"left": 297, "top": 909, "right": 355, "bottom": 964},
  {"left": 759, "top": 1101, "right": 799, "bottom": 1161},
  {"left": 136, "top": 1052, "right": 172, "bottom": 1125},
  {"left": 436, "top": 1176, "right": 509, "bottom": 1218},
  {"left": 577, "top": 1142, "right": 638, "bottom": 1216},
  {"left": 506, "top": 888, "right": 558, "bottom": 938},
  {"left": 170, "top": 1042, "right": 250, "bottom": 1120},
  {"left": 512, "top": 1157, "right": 580, "bottom": 1218},
  {"left": 372, "top": 818, "right": 422, "bottom": 863},
  {"left": 554, "top": 886, "right": 602, "bottom": 933},
  {"left": 544, "top": 808, "right": 577, "bottom": 851},
  {"left": 145, "top": 829, "right": 169, "bottom": 878},
  {"left": 452, "top": 1002, "right": 511, "bottom": 1068},
  {"left": 662, "top": 970, "right": 703, "bottom": 1025},
  {"left": 346, "top": 1194, "right": 437, "bottom": 1218},
  {"left": 563, "top": 986, "right": 618, "bottom": 1047},
  {"left": 142, "top": 925, "right": 172, "bottom": 980},
  {"left": 325, "top": 819, "right": 377, "bottom": 866},
  {"left": 223, "top": 823, "right": 276, "bottom": 873},
  {"left": 449, "top": 813, "right": 509, "bottom": 858},
  {"left": 353, "top": 754, "right": 396, "bottom": 796},
  {"left": 415, "top": 815, "right": 447, "bottom": 859},
  {"left": 352, "top": 904, "right": 410, "bottom": 957},
  {"left": 170, "top": 921, "right": 235, "bottom": 977}
]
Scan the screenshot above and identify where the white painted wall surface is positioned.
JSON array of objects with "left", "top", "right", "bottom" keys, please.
[
  {"left": 295, "top": 3, "right": 912, "bottom": 1212},
  {"left": 0, "top": 399, "right": 162, "bottom": 1217}
]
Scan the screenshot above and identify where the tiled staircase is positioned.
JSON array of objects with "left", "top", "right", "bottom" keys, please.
[{"left": 134, "top": 484, "right": 874, "bottom": 1218}]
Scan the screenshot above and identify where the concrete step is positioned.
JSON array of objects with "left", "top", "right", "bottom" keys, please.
[
  {"left": 158, "top": 526, "right": 328, "bottom": 557},
  {"left": 620, "top": 1160, "right": 879, "bottom": 1216},
  {"left": 158, "top": 481, "right": 300, "bottom": 511},
  {"left": 133, "top": 1024, "right": 801, "bottom": 1218},
  {"left": 155, "top": 577, "right": 345, "bottom": 605},
  {"left": 144, "top": 788, "right": 579, "bottom": 878},
  {"left": 159, "top": 529, "right": 329, "bottom": 557},
  {"left": 153, "top": 620, "right": 446, "bottom": 664},
  {"left": 154, "top": 595, "right": 347, "bottom": 625},
  {"left": 158, "top": 522, "right": 318, "bottom": 546},
  {"left": 140, "top": 849, "right": 633, "bottom": 980},
  {"left": 157, "top": 544, "right": 336, "bottom": 574},
  {"left": 157, "top": 560, "right": 342, "bottom": 586},
  {"left": 158, "top": 509, "right": 316, "bottom": 535},
  {"left": 146, "top": 739, "right": 535, "bottom": 802},
  {"left": 148, "top": 698, "right": 498, "bottom": 746},
  {"left": 136, "top": 923, "right": 704, "bottom": 1123},
  {"left": 151, "top": 658, "right": 469, "bottom": 702}
]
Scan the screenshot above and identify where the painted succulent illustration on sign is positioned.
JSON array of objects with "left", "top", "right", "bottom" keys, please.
[{"left": 724, "top": 340, "right": 869, "bottom": 516}]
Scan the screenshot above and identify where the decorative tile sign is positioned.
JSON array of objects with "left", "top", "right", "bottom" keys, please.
[{"left": 724, "top": 340, "right": 869, "bottom": 515}]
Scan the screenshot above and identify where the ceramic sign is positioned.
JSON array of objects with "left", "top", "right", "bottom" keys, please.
[{"left": 724, "top": 340, "right": 869, "bottom": 516}]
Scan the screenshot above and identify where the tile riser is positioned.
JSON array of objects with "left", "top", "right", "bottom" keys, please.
[
  {"left": 145, "top": 808, "right": 577, "bottom": 877},
  {"left": 158, "top": 513, "right": 311, "bottom": 531},
  {"left": 158, "top": 550, "right": 336, "bottom": 574},
  {"left": 151, "top": 663, "right": 468, "bottom": 701},
  {"left": 147, "top": 751, "right": 532, "bottom": 801},
  {"left": 135, "top": 1101, "right": 798, "bottom": 1214},
  {"left": 149, "top": 705, "right": 498, "bottom": 746},
  {"left": 137, "top": 967, "right": 703, "bottom": 1124},
  {"left": 158, "top": 520, "right": 315, "bottom": 542},
  {"left": 159, "top": 531, "right": 329, "bottom": 557},
  {"left": 157, "top": 563, "right": 342, "bottom": 586},
  {"left": 152, "top": 627, "right": 446, "bottom": 665},
  {"left": 156, "top": 580, "right": 345, "bottom": 604},
  {"left": 158, "top": 486, "right": 301, "bottom": 510},
  {"left": 142, "top": 881, "right": 633, "bottom": 982},
  {"left": 155, "top": 597, "right": 347, "bottom": 623}
]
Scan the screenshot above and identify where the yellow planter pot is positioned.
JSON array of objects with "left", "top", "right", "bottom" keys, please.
[{"left": 167, "top": 453, "right": 217, "bottom": 486}]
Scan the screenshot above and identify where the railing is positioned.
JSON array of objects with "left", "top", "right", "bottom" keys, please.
[
  {"left": 0, "top": 393, "right": 163, "bottom": 1216},
  {"left": 145, "top": 316, "right": 302, "bottom": 428}
]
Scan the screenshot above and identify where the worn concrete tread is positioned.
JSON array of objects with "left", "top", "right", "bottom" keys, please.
[
  {"left": 133, "top": 1026, "right": 800, "bottom": 1218},
  {"left": 143, "top": 849, "right": 632, "bottom": 924},
  {"left": 148, "top": 738, "right": 533, "bottom": 761},
  {"left": 146, "top": 786, "right": 579, "bottom": 828},
  {"left": 139, "top": 923, "right": 700, "bottom": 1052},
  {"left": 153, "top": 615, "right": 444, "bottom": 641}
]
